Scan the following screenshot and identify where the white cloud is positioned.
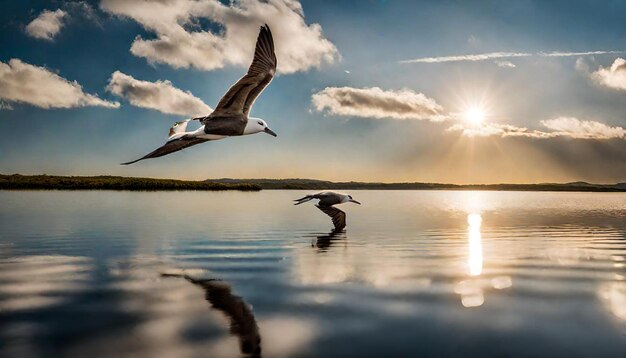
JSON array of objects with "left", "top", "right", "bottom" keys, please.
[
  {"left": 494, "top": 60, "right": 516, "bottom": 68},
  {"left": 400, "top": 50, "right": 624, "bottom": 65},
  {"left": 100, "top": 0, "right": 339, "bottom": 74},
  {"left": 540, "top": 117, "right": 626, "bottom": 139},
  {"left": 0, "top": 58, "right": 119, "bottom": 109},
  {"left": 540, "top": 51, "right": 623, "bottom": 57},
  {"left": 448, "top": 117, "right": 625, "bottom": 140},
  {"left": 447, "top": 122, "right": 550, "bottom": 138},
  {"left": 25, "top": 9, "right": 67, "bottom": 41},
  {"left": 106, "top": 71, "right": 211, "bottom": 116},
  {"left": 311, "top": 86, "right": 446, "bottom": 121},
  {"left": 590, "top": 58, "right": 626, "bottom": 91},
  {"left": 400, "top": 52, "right": 531, "bottom": 64}
]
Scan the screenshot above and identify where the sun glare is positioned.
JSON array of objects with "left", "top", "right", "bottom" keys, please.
[{"left": 464, "top": 107, "right": 485, "bottom": 125}]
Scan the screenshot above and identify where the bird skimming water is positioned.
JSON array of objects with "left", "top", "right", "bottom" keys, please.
[
  {"left": 122, "top": 25, "right": 277, "bottom": 165},
  {"left": 294, "top": 191, "right": 361, "bottom": 231}
]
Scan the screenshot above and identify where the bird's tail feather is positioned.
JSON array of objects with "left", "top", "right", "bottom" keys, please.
[{"left": 293, "top": 195, "right": 313, "bottom": 205}]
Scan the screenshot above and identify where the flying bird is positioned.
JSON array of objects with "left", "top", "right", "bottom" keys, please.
[
  {"left": 122, "top": 25, "right": 278, "bottom": 165},
  {"left": 294, "top": 191, "right": 361, "bottom": 231}
]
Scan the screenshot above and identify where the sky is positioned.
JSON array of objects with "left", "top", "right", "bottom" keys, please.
[{"left": 1, "top": 0, "right": 625, "bottom": 184}]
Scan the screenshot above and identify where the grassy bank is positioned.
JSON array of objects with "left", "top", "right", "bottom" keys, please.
[{"left": 0, "top": 174, "right": 261, "bottom": 191}]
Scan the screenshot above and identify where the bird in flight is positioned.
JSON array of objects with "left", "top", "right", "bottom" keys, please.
[
  {"left": 122, "top": 25, "right": 278, "bottom": 165},
  {"left": 294, "top": 191, "right": 361, "bottom": 231}
]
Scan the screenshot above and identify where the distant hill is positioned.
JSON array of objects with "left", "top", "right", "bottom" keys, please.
[
  {"left": 205, "top": 178, "right": 626, "bottom": 192},
  {"left": 0, "top": 174, "right": 261, "bottom": 191}
]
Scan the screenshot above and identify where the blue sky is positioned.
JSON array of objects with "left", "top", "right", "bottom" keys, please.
[{"left": 1, "top": 0, "right": 625, "bottom": 183}]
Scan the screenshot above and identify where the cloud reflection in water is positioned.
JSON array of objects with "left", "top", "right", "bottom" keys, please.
[{"left": 0, "top": 255, "right": 91, "bottom": 312}]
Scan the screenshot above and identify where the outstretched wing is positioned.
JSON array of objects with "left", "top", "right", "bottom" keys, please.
[
  {"left": 294, "top": 192, "right": 341, "bottom": 206},
  {"left": 210, "top": 25, "right": 276, "bottom": 118},
  {"left": 316, "top": 205, "right": 346, "bottom": 231},
  {"left": 121, "top": 136, "right": 208, "bottom": 165}
]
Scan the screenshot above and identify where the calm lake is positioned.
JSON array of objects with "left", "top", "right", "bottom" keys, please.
[{"left": 1, "top": 190, "right": 625, "bottom": 357}]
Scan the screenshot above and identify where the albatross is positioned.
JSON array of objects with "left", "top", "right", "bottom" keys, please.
[
  {"left": 122, "top": 24, "right": 278, "bottom": 165},
  {"left": 294, "top": 191, "right": 361, "bottom": 231}
]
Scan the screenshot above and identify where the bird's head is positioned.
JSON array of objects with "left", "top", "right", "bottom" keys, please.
[
  {"left": 244, "top": 117, "right": 277, "bottom": 137},
  {"left": 345, "top": 194, "right": 361, "bottom": 205},
  {"left": 168, "top": 119, "right": 191, "bottom": 137}
]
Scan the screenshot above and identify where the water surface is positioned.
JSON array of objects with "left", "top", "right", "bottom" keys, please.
[{"left": 1, "top": 190, "right": 625, "bottom": 357}]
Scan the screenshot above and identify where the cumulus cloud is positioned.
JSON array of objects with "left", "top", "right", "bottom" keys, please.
[
  {"left": 400, "top": 50, "right": 624, "bottom": 64},
  {"left": 100, "top": 0, "right": 338, "bottom": 74},
  {"left": 590, "top": 58, "right": 626, "bottom": 91},
  {"left": 106, "top": 71, "right": 211, "bottom": 116},
  {"left": 25, "top": 9, "right": 67, "bottom": 41},
  {"left": 540, "top": 117, "right": 626, "bottom": 139},
  {"left": 311, "top": 86, "right": 446, "bottom": 121},
  {"left": 448, "top": 117, "right": 625, "bottom": 140},
  {"left": 0, "top": 58, "right": 119, "bottom": 109}
]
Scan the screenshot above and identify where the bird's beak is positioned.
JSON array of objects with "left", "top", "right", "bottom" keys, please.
[
  {"left": 350, "top": 199, "right": 361, "bottom": 205},
  {"left": 264, "top": 127, "right": 277, "bottom": 137}
]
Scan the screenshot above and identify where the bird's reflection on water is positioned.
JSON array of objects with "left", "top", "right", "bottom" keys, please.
[
  {"left": 161, "top": 273, "right": 261, "bottom": 357},
  {"left": 311, "top": 229, "right": 347, "bottom": 252}
]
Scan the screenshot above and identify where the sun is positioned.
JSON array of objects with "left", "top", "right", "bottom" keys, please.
[{"left": 464, "top": 106, "right": 485, "bottom": 125}]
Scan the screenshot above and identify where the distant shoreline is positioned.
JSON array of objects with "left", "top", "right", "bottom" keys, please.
[
  {"left": 205, "top": 178, "right": 626, "bottom": 192},
  {"left": 0, "top": 174, "right": 261, "bottom": 191},
  {"left": 1, "top": 174, "right": 625, "bottom": 192}
]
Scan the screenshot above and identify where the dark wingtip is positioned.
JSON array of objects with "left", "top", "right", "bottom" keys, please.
[
  {"left": 261, "top": 24, "right": 272, "bottom": 35},
  {"left": 120, "top": 158, "right": 142, "bottom": 165}
]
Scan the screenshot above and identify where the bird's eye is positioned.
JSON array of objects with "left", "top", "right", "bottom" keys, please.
[{"left": 258, "top": 121, "right": 263, "bottom": 126}]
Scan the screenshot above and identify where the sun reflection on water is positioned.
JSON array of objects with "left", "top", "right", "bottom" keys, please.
[
  {"left": 467, "top": 213, "right": 483, "bottom": 276},
  {"left": 455, "top": 212, "right": 513, "bottom": 308},
  {"left": 454, "top": 213, "right": 486, "bottom": 308}
]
